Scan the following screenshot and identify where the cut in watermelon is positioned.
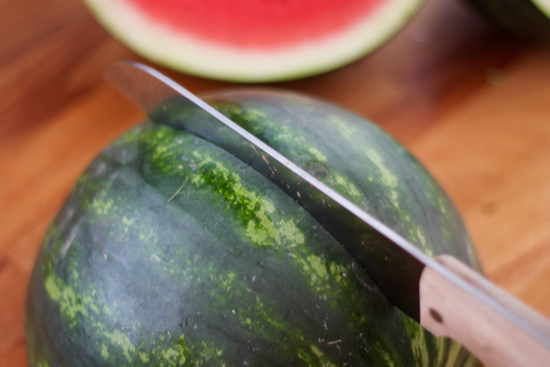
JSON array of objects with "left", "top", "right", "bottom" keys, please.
[{"left": 83, "top": 0, "right": 424, "bottom": 81}]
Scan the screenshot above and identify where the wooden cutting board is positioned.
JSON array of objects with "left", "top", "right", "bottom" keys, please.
[{"left": 1, "top": 0, "right": 550, "bottom": 364}]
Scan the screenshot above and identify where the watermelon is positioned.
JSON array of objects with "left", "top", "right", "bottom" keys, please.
[
  {"left": 25, "top": 89, "right": 481, "bottom": 366},
  {"left": 81, "top": 0, "right": 424, "bottom": 81},
  {"left": 462, "top": 0, "right": 550, "bottom": 40}
]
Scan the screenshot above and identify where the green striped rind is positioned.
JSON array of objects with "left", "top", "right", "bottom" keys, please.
[
  {"left": 462, "top": 0, "right": 550, "bottom": 41},
  {"left": 26, "top": 91, "right": 480, "bottom": 366},
  {"left": 193, "top": 90, "right": 480, "bottom": 270}
]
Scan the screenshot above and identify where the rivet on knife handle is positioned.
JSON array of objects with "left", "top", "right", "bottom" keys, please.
[{"left": 105, "top": 61, "right": 550, "bottom": 367}]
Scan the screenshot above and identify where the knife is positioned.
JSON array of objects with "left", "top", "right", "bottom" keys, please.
[{"left": 105, "top": 61, "right": 550, "bottom": 367}]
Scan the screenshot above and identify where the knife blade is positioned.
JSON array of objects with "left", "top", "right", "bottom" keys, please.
[{"left": 105, "top": 61, "right": 550, "bottom": 366}]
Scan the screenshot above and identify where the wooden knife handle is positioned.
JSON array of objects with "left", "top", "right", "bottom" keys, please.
[{"left": 420, "top": 254, "right": 550, "bottom": 367}]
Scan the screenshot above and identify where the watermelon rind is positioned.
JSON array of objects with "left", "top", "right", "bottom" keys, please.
[
  {"left": 25, "top": 89, "right": 481, "bottom": 366},
  {"left": 82, "top": 0, "right": 424, "bottom": 82},
  {"left": 533, "top": 0, "right": 550, "bottom": 17}
]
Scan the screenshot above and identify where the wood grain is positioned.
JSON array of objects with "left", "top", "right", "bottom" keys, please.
[{"left": 1, "top": 0, "right": 549, "bottom": 365}]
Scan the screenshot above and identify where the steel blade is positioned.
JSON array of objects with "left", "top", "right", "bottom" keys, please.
[{"left": 106, "top": 62, "right": 541, "bottom": 332}]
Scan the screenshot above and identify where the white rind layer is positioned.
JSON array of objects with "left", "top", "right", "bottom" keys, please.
[
  {"left": 532, "top": 0, "right": 550, "bottom": 18},
  {"left": 84, "top": 0, "right": 423, "bottom": 82}
]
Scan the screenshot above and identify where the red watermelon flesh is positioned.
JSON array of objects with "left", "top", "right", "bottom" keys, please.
[
  {"left": 130, "top": 0, "right": 385, "bottom": 48},
  {"left": 83, "top": 0, "right": 424, "bottom": 81}
]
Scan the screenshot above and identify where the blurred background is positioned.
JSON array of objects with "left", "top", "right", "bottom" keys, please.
[{"left": 1, "top": 0, "right": 550, "bottom": 365}]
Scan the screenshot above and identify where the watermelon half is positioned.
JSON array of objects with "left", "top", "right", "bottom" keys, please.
[
  {"left": 82, "top": 0, "right": 424, "bottom": 81},
  {"left": 25, "top": 89, "right": 481, "bottom": 366}
]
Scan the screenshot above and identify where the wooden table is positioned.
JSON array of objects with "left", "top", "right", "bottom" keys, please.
[{"left": 1, "top": 0, "right": 549, "bottom": 365}]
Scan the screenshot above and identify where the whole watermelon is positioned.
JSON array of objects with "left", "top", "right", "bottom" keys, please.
[
  {"left": 462, "top": 0, "right": 550, "bottom": 41},
  {"left": 25, "top": 90, "right": 481, "bottom": 366}
]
